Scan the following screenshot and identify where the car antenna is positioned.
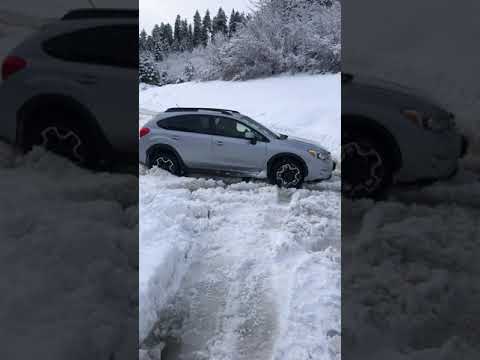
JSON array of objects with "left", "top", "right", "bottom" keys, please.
[{"left": 87, "top": 0, "right": 96, "bottom": 8}]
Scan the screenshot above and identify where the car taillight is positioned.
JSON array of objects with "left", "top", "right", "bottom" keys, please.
[
  {"left": 2, "top": 56, "right": 27, "bottom": 81},
  {"left": 139, "top": 127, "right": 150, "bottom": 138}
]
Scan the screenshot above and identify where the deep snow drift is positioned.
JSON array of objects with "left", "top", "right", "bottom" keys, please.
[
  {"left": 0, "top": 145, "right": 139, "bottom": 359},
  {"left": 342, "top": 171, "right": 480, "bottom": 359},
  {"left": 139, "top": 74, "right": 341, "bottom": 360}
]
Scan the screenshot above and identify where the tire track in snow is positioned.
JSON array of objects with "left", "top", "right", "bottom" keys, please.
[
  {"left": 160, "top": 185, "right": 282, "bottom": 360},
  {"left": 140, "top": 169, "right": 341, "bottom": 360}
]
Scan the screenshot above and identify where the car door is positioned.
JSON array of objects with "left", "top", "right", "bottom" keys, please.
[
  {"left": 210, "top": 115, "right": 267, "bottom": 173},
  {"left": 42, "top": 24, "right": 138, "bottom": 155},
  {"left": 160, "top": 114, "right": 214, "bottom": 169}
]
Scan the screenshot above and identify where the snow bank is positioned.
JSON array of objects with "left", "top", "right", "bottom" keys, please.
[
  {"left": 342, "top": 168, "right": 480, "bottom": 358},
  {"left": 139, "top": 74, "right": 341, "bottom": 161},
  {"left": 0, "top": 144, "right": 138, "bottom": 359},
  {"left": 139, "top": 167, "right": 216, "bottom": 341}
]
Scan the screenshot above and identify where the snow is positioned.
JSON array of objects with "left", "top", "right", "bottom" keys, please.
[
  {"left": 0, "top": 146, "right": 139, "bottom": 359},
  {"left": 139, "top": 75, "right": 341, "bottom": 359},
  {"left": 342, "top": 179, "right": 480, "bottom": 358}
]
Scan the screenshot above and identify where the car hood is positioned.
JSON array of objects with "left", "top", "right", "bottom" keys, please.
[
  {"left": 282, "top": 135, "right": 329, "bottom": 152},
  {"left": 349, "top": 75, "right": 447, "bottom": 112}
]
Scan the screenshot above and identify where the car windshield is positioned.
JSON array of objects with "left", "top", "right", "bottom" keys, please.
[{"left": 239, "top": 115, "right": 280, "bottom": 139}]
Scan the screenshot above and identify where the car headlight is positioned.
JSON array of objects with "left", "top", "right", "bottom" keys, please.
[
  {"left": 308, "top": 149, "right": 330, "bottom": 160},
  {"left": 401, "top": 109, "right": 452, "bottom": 132}
]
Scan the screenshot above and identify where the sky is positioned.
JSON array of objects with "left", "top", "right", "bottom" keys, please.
[{"left": 140, "top": 0, "right": 252, "bottom": 32}]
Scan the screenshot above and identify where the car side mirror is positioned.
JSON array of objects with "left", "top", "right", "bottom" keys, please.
[{"left": 245, "top": 131, "right": 257, "bottom": 144}]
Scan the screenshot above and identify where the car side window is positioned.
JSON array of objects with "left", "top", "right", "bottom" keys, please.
[
  {"left": 159, "top": 115, "right": 212, "bottom": 134},
  {"left": 212, "top": 116, "right": 262, "bottom": 140},
  {"left": 43, "top": 25, "right": 138, "bottom": 68}
]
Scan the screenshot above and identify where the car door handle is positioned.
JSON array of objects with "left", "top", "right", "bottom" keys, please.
[
  {"left": 215, "top": 140, "right": 224, "bottom": 146},
  {"left": 170, "top": 135, "right": 180, "bottom": 140}
]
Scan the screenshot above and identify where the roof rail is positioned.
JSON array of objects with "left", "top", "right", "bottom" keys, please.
[
  {"left": 165, "top": 107, "right": 240, "bottom": 115},
  {"left": 61, "top": 9, "right": 138, "bottom": 21}
]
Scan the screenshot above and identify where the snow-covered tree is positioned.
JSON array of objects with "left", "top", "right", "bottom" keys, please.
[
  {"left": 212, "top": 8, "right": 228, "bottom": 39},
  {"left": 201, "top": 10, "right": 212, "bottom": 46},
  {"left": 139, "top": 0, "right": 340, "bottom": 85},
  {"left": 173, "top": 15, "right": 182, "bottom": 51},
  {"left": 216, "top": 0, "right": 340, "bottom": 79},
  {"left": 228, "top": 10, "right": 243, "bottom": 37},
  {"left": 139, "top": 29, "right": 148, "bottom": 52},
  {"left": 193, "top": 10, "right": 202, "bottom": 47},
  {"left": 139, "top": 54, "right": 160, "bottom": 85}
]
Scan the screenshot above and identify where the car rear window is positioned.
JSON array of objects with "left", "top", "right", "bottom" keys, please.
[
  {"left": 158, "top": 115, "right": 212, "bottom": 134},
  {"left": 43, "top": 25, "right": 138, "bottom": 68}
]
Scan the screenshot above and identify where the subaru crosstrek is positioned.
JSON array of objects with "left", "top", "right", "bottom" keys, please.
[
  {"left": 342, "top": 73, "right": 468, "bottom": 198},
  {"left": 139, "top": 108, "right": 335, "bottom": 188},
  {"left": 0, "top": 9, "right": 138, "bottom": 168}
]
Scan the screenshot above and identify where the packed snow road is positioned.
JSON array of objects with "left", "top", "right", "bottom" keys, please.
[
  {"left": 140, "top": 169, "right": 341, "bottom": 360},
  {"left": 139, "top": 75, "right": 341, "bottom": 360}
]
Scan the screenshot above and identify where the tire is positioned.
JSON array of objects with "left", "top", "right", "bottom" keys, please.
[
  {"left": 341, "top": 129, "right": 393, "bottom": 198},
  {"left": 148, "top": 151, "right": 181, "bottom": 176},
  {"left": 270, "top": 158, "right": 305, "bottom": 188},
  {"left": 24, "top": 112, "right": 95, "bottom": 167}
]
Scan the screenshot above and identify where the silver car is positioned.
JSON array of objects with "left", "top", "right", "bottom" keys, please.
[
  {"left": 0, "top": 9, "right": 138, "bottom": 167},
  {"left": 342, "top": 73, "right": 468, "bottom": 197},
  {"left": 139, "top": 108, "right": 335, "bottom": 188}
]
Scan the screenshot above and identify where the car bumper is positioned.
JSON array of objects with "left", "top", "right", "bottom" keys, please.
[
  {"left": 395, "top": 129, "right": 466, "bottom": 183},
  {"left": 305, "top": 159, "right": 336, "bottom": 182}
]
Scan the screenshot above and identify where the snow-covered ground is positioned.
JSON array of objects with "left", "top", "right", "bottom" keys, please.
[
  {"left": 0, "top": 145, "right": 139, "bottom": 359},
  {"left": 139, "top": 74, "right": 341, "bottom": 360},
  {"left": 342, "top": 169, "right": 480, "bottom": 359}
]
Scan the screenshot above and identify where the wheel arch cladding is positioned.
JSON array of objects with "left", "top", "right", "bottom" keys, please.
[
  {"left": 342, "top": 114, "right": 403, "bottom": 171},
  {"left": 267, "top": 153, "right": 309, "bottom": 178}
]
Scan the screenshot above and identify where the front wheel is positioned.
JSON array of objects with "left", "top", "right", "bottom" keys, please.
[
  {"left": 270, "top": 158, "right": 305, "bottom": 188},
  {"left": 341, "top": 132, "right": 393, "bottom": 198}
]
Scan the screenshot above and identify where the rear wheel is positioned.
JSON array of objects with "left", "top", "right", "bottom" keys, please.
[
  {"left": 342, "top": 129, "right": 393, "bottom": 198},
  {"left": 149, "top": 151, "right": 181, "bottom": 176},
  {"left": 270, "top": 158, "right": 305, "bottom": 188},
  {"left": 24, "top": 112, "right": 95, "bottom": 166}
]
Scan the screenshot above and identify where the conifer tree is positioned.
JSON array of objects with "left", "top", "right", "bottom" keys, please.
[
  {"left": 193, "top": 10, "right": 202, "bottom": 47},
  {"left": 212, "top": 8, "right": 228, "bottom": 38},
  {"left": 201, "top": 10, "right": 212, "bottom": 46},
  {"left": 173, "top": 15, "right": 182, "bottom": 50},
  {"left": 139, "top": 29, "right": 147, "bottom": 51}
]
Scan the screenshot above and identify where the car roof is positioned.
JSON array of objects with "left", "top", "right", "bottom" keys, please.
[
  {"left": 163, "top": 108, "right": 243, "bottom": 117},
  {"left": 151, "top": 110, "right": 243, "bottom": 125}
]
